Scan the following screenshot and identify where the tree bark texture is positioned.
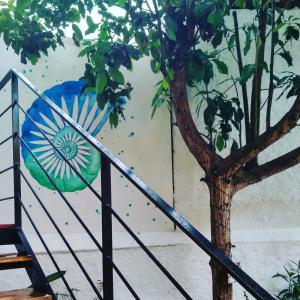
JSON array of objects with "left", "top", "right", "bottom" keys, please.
[{"left": 209, "top": 177, "right": 233, "bottom": 300}]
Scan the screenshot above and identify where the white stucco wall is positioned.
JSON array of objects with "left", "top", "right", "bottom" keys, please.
[{"left": 0, "top": 8, "right": 300, "bottom": 299}]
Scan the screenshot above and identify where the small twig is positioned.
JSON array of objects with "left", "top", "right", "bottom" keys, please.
[
  {"left": 233, "top": 11, "right": 250, "bottom": 144},
  {"left": 266, "top": 0, "right": 276, "bottom": 129}
]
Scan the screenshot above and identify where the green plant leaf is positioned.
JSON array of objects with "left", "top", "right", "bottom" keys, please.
[
  {"left": 278, "top": 51, "right": 293, "bottom": 66},
  {"left": 237, "top": 0, "right": 246, "bottom": 8},
  {"left": 46, "top": 271, "right": 66, "bottom": 283},
  {"left": 96, "top": 71, "right": 107, "bottom": 94},
  {"left": 230, "top": 140, "right": 239, "bottom": 153},
  {"left": 109, "top": 67, "right": 125, "bottom": 84},
  {"left": 72, "top": 24, "right": 83, "bottom": 40},
  {"left": 207, "top": 10, "right": 223, "bottom": 29},
  {"left": 244, "top": 31, "right": 251, "bottom": 56},
  {"left": 216, "top": 135, "right": 225, "bottom": 151},
  {"left": 109, "top": 111, "right": 119, "bottom": 128},
  {"left": 238, "top": 64, "right": 256, "bottom": 84},
  {"left": 85, "top": 16, "right": 98, "bottom": 35},
  {"left": 213, "top": 59, "right": 228, "bottom": 75}
]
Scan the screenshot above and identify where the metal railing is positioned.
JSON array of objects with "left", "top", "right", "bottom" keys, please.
[{"left": 0, "top": 69, "right": 274, "bottom": 299}]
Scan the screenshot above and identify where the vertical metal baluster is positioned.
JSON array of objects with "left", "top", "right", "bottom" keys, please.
[
  {"left": 11, "top": 73, "right": 21, "bottom": 227},
  {"left": 101, "top": 155, "right": 113, "bottom": 300}
]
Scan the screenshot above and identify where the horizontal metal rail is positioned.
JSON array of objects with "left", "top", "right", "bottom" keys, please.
[
  {"left": 20, "top": 199, "right": 76, "bottom": 299},
  {"left": 19, "top": 169, "right": 102, "bottom": 300},
  {"left": 0, "top": 196, "right": 14, "bottom": 202},
  {"left": 0, "top": 165, "right": 14, "bottom": 175},
  {"left": 0, "top": 104, "right": 12, "bottom": 119},
  {"left": 0, "top": 134, "right": 13, "bottom": 147},
  {"left": 0, "top": 70, "right": 11, "bottom": 91},
  {"left": 0, "top": 69, "right": 275, "bottom": 299}
]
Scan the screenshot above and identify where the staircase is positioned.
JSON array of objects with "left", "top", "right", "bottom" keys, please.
[
  {"left": 0, "top": 225, "right": 53, "bottom": 299},
  {"left": 0, "top": 69, "right": 275, "bottom": 299}
]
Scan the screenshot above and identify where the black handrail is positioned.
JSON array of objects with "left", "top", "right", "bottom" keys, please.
[{"left": 0, "top": 69, "right": 275, "bottom": 299}]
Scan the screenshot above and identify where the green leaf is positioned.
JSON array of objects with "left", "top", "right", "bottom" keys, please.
[
  {"left": 207, "top": 10, "right": 223, "bottom": 29},
  {"left": 244, "top": 31, "right": 251, "bottom": 56},
  {"left": 165, "top": 12, "right": 178, "bottom": 41},
  {"left": 252, "top": 0, "right": 260, "bottom": 8},
  {"left": 151, "top": 84, "right": 164, "bottom": 118},
  {"left": 72, "top": 24, "right": 83, "bottom": 40},
  {"left": 96, "top": 71, "right": 107, "bottom": 94},
  {"left": 78, "top": 1, "right": 86, "bottom": 18},
  {"left": 109, "top": 111, "right": 119, "bottom": 128},
  {"left": 165, "top": 15, "right": 178, "bottom": 33},
  {"left": 213, "top": 59, "right": 228, "bottom": 75},
  {"left": 165, "top": 15, "right": 178, "bottom": 40},
  {"left": 228, "top": 34, "right": 236, "bottom": 50},
  {"left": 194, "top": 2, "right": 212, "bottom": 18},
  {"left": 28, "top": 271, "right": 66, "bottom": 288},
  {"left": 162, "top": 77, "right": 169, "bottom": 89},
  {"left": 238, "top": 64, "right": 256, "bottom": 84},
  {"left": 85, "top": 16, "right": 98, "bottom": 35},
  {"left": 68, "top": 7, "right": 81, "bottom": 23},
  {"left": 167, "top": 68, "right": 174, "bottom": 80},
  {"left": 216, "top": 135, "right": 225, "bottom": 151},
  {"left": 278, "top": 51, "right": 293, "bottom": 66},
  {"left": 46, "top": 271, "right": 66, "bottom": 283},
  {"left": 237, "top": 0, "right": 246, "bottom": 8},
  {"left": 273, "top": 22, "right": 285, "bottom": 32},
  {"left": 79, "top": 45, "right": 93, "bottom": 57},
  {"left": 230, "top": 140, "right": 239, "bottom": 153},
  {"left": 263, "top": 61, "right": 269, "bottom": 73},
  {"left": 109, "top": 67, "right": 125, "bottom": 84},
  {"left": 166, "top": 28, "right": 176, "bottom": 41}
]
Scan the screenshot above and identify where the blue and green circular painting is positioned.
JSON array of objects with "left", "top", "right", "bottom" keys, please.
[{"left": 21, "top": 81, "right": 125, "bottom": 192}]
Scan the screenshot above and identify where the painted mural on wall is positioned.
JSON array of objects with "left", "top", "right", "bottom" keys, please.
[{"left": 21, "top": 81, "right": 125, "bottom": 192}]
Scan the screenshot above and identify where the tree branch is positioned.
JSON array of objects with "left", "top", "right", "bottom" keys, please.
[
  {"left": 171, "top": 65, "right": 221, "bottom": 173},
  {"left": 234, "top": 145, "right": 300, "bottom": 191},
  {"left": 249, "top": 2, "right": 267, "bottom": 159},
  {"left": 218, "top": 94, "right": 300, "bottom": 177},
  {"left": 151, "top": 0, "right": 170, "bottom": 82},
  {"left": 233, "top": 11, "right": 250, "bottom": 144},
  {"left": 266, "top": 0, "right": 276, "bottom": 129}
]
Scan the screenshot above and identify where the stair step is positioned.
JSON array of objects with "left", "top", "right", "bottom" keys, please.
[
  {"left": 0, "top": 225, "right": 15, "bottom": 229},
  {"left": 0, "top": 288, "right": 51, "bottom": 299},
  {"left": 0, "top": 228, "right": 20, "bottom": 246},
  {"left": 0, "top": 255, "right": 32, "bottom": 270}
]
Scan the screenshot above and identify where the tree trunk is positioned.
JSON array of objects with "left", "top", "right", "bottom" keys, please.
[{"left": 209, "top": 177, "right": 233, "bottom": 300}]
